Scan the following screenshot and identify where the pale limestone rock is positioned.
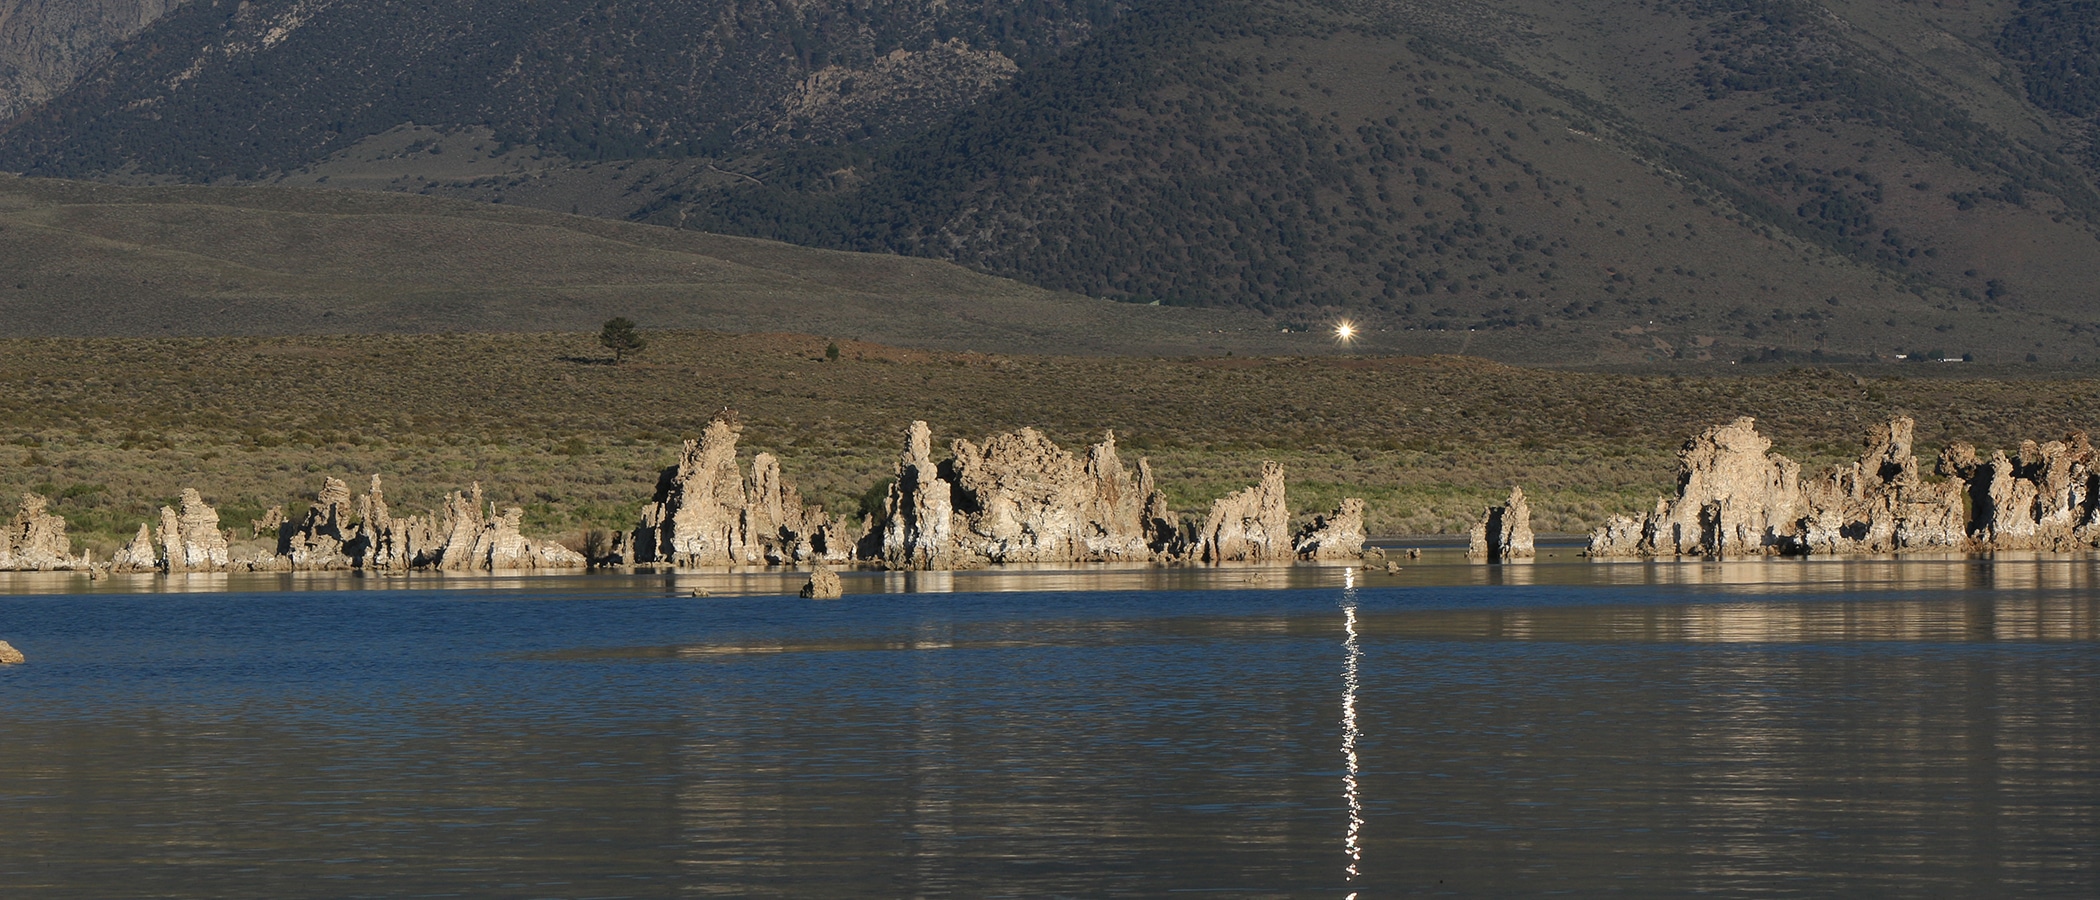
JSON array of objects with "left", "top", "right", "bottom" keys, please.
[
  {"left": 800, "top": 565, "right": 844, "bottom": 599},
  {"left": 251, "top": 506, "right": 285, "bottom": 540},
  {"left": 1964, "top": 433, "right": 2097, "bottom": 550},
  {"left": 1587, "top": 514, "right": 1643, "bottom": 556},
  {"left": 112, "top": 523, "right": 157, "bottom": 572},
  {"left": 1295, "top": 497, "right": 1367, "bottom": 560},
  {"left": 1587, "top": 417, "right": 1801, "bottom": 557},
  {"left": 355, "top": 475, "right": 402, "bottom": 569},
  {"left": 156, "top": 489, "right": 229, "bottom": 572},
  {"left": 0, "top": 640, "right": 22, "bottom": 664},
  {"left": 433, "top": 486, "right": 488, "bottom": 571},
  {"left": 283, "top": 476, "right": 356, "bottom": 569},
  {"left": 635, "top": 417, "right": 751, "bottom": 565},
  {"left": 1196, "top": 462, "right": 1291, "bottom": 562},
  {"left": 458, "top": 506, "right": 586, "bottom": 570},
  {"left": 1797, "top": 418, "right": 1966, "bottom": 554},
  {"left": 1, "top": 493, "right": 81, "bottom": 570},
  {"left": 875, "top": 420, "right": 961, "bottom": 569},
  {"left": 631, "top": 414, "right": 838, "bottom": 567},
  {"left": 945, "top": 428, "right": 1152, "bottom": 563},
  {"left": 864, "top": 423, "right": 1171, "bottom": 569},
  {"left": 1077, "top": 431, "right": 1157, "bottom": 561},
  {"left": 1467, "top": 487, "right": 1535, "bottom": 560},
  {"left": 1590, "top": 416, "right": 2072, "bottom": 559}
]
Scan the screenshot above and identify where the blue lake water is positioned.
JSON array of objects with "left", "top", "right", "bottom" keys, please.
[{"left": 3, "top": 556, "right": 2098, "bottom": 897}]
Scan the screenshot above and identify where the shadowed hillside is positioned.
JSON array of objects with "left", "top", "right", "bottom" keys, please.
[{"left": 4, "top": 0, "right": 2100, "bottom": 364}]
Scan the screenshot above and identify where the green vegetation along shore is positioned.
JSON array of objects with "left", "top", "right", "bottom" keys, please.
[{"left": 2, "top": 330, "right": 2094, "bottom": 558}]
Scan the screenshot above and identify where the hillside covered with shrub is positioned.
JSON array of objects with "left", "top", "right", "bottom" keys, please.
[{"left": 5, "top": 0, "right": 2100, "bottom": 364}]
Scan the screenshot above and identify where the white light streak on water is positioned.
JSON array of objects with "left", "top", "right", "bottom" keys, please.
[{"left": 1341, "top": 569, "right": 1363, "bottom": 891}]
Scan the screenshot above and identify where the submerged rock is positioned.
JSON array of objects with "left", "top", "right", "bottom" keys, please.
[
  {"left": 800, "top": 565, "right": 844, "bottom": 599},
  {"left": 1467, "top": 487, "right": 1535, "bottom": 561}
]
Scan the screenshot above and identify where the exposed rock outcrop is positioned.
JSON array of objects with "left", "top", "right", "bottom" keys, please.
[
  {"left": 1195, "top": 462, "right": 1292, "bottom": 562},
  {"left": 111, "top": 523, "right": 157, "bottom": 572},
  {"left": 1591, "top": 416, "right": 2100, "bottom": 557},
  {"left": 0, "top": 493, "right": 84, "bottom": 570},
  {"left": 1467, "top": 487, "right": 1535, "bottom": 561},
  {"left": 868, "top": 422, "right": 1177, "bottom": 568},
  {"left": 631, "top": 413, "right": 846, "bottom": 567},
  {"left": 116, "top": 476, "right": 584, "bottom": 573},
  {"left": 1940, "top": 432, "right": 2100, "bottom": 551},
  {"left": 1294, "top": 497, "right": 1367, "bottom": 560},
  {"left": 947, "top": 427, "right": 1155, "bottom": 563},
  {"left": 800, "top": 565, "right": 843, "bottom": 599},
  {"left": 461, "top": 505, "right": 588, "bottom": 570},
  {"left": 1797, "top": 418, "right": 1966, "bottom": 554},
  {"left": 282, "top": 476, "right": 357, "bottom": 569},
  {"left": 873, "top": 420, "right": 961, "bottom": 569},
  {"left": 0, "top": 640, "right": 22, "bottom": 664},
  {"left": 156, "top": 489, "right": 230, "bottom": 572}
]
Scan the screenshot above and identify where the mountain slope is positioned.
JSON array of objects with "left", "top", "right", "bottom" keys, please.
[
  {"left": 0, "top": 0, "right": 1117, "bottom": 175},
  {"left": 5, "top": 0, "right": 2100, "bottom": 364},
  {"left": 0, "top": 0, "right": 175, "bottom": 120},
  {"left": 0, "top": 174, "right": 1292, "bottom": 355},
  {"left": 665, "top": 0, "right": 2100, "bottom": 360}
]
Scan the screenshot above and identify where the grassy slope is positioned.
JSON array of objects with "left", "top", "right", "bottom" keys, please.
[
  {"left": 0, "top": 174, "right": 1297, "bottom": 355},
  {"left": 3, "top": 329, "right": 2094, "bottom": 557}
]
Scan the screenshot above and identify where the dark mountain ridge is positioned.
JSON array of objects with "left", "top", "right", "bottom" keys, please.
[{"left": 6, "top": 0, "right": 2100, "bottom": 364}]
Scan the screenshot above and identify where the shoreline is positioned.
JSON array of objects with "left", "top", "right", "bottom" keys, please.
[{"left": 5, "top": 548, "right": 2097, "bottom": 597}]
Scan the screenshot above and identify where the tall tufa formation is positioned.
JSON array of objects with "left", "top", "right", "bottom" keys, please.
[
  {"left": 631, "top": 413, "right": 846, "bottom": 567},
  {"left": 947, "top": 427, "right": 1156, "bottom": 563},
  {"left": 1797, "top": 418, "right": 1966, "bottom": 553},
  {"left": 1195, "top": 462, "right": 1292, "bottom": 562},
  {"left": 111, "top": 523, "right": 157, "bottom": 572},
  {"left": 0, "top": 493, "right": 85, "bottom": 570},
  {"left": 1591, "top": 416, "right": 2100, "bottom": 557},
  {"left": 874, "top": 420, "right": 961, "bottom": 569},
  {"left": 1937, "top": 432, "right": 2100, "bottom": 551},
  {"left": 869, "top": 423, "right": 1174, "bottom": 569},
  {"left": 1589, "top": 418, "right": 1803, "bottom": 557},
  {"left": 157, "top": 489, "right": 230, "bottom": 572},
  {"left": 1467, "top": 487, "right": 1535, "bottom": 561},
  {"left": 282, "top": 476, "right": 357, "bottom": 569}
]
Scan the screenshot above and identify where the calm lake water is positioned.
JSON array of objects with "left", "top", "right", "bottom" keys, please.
[{"left": 3, "top": 554, "right": 2098, "bottom": 897}]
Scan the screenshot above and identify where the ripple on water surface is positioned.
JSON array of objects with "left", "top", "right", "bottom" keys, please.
[{"left": 2, "top": 557, "right": 2097, "bottom": 897}]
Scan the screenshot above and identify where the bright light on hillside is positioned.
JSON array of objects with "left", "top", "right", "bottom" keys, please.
[{"left": 1334, "top": 321, "right": 1357, "bottom": 344}]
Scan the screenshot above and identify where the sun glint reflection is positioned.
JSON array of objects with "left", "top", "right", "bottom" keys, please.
[{"left": 1341, "top": 571, "right": 1363, "bottom": 890}]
